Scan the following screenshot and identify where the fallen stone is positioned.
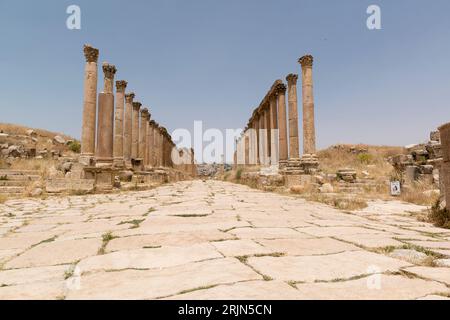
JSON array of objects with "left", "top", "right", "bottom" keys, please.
[{"left": 53, "top": 135, "right": 65, "bottom": 144}]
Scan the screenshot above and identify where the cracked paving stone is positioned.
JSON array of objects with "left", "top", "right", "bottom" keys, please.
[{"left": 257, "top": 238, "right": 360, "bottom": 256}]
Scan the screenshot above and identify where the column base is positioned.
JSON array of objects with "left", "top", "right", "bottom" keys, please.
[
  {"left": 278, "top": 160, "right": 288, "bottom": 170},
  {"left": 113, "top": 158, "right": 125, "bottom": 169},
  {"left": 95, "top": 157, "right": 113, "bottom": 168},
  {"left": 301, "top": 154, "right": 319, "bottom": 174},
  {"left": 79, "top": 154, "right": 95, "bottom": 166}
]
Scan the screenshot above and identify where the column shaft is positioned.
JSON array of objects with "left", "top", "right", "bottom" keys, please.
[
  {"left": 299, "top": 55, "right": 316, "bottom": 155},
  {"left": 113, "top": 81, "right": 127, "bottom": 167},
  {"left": 123, "top": 93, "right": 134, "bottom": 167},
  {"left": 131, "top": 102, "right": 141, "bottom": 160},
  {"left": 286, "top": 74, "right": 300, "bottom": 159},
  {"left": 81, "top": 45, "right": 99, "bottom": 162},
  {"left": 269, "top": 95, "right": 278, "bottom": 165},
  {"left": 276, "top": 84, "right": 288, "bottom": 162}
]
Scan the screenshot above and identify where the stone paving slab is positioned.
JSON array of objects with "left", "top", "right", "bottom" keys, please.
[
  {"left": 293, "top": 275, "right": 449, "bottom": 300},
  {"left": 0, "top": 180, "right": 449, "bottom": 300},
  {"left": 257, "top": 238, "right": 360, "bottom": 256},
  {"left": 4, "top": 238, "right": 101, "bottom": 269},
  {"left": 168, "top": 280, "right": 301, "bottom": 300},
  {"left": 247, "top": 251, "right": 411, "bottom": 282},
  {"left": 405, "top": 266, "right": 450, "bottom": 285},
  {"left": 67, "top": 258, "right": 261, "bottom": 300},
  {"left": 77, "top": 243, "right": 223, "bottom": 273}
]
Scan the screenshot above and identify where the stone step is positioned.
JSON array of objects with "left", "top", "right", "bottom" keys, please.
[
  {"left": 0, "top": 180, "right": 30, "bottom": 187},
  {"left": 0, "top": 170, "right": 40, "bottom": 175},
  {"left": 0, "top": 174, "right": 40, "bottom": 181},
  {"left": 0, "top": 186, "right": 25, "bottom": 194}
]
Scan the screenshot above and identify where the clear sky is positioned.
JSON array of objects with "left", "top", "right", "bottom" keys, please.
[{"left": 1, "top": 0, "right": 449, "bottom": 159}]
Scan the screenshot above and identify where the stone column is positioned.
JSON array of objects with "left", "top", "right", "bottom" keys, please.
[
  {"left": 244, "top": 132, "right": 250, "bottom": 166},
  {"left": 146, "top": 116, "right": 153, "bottom": 168},
  {"left": 439, "top": 122, "right": 450, "bottom": 210},
  {"left": 253, "top": 113, "right": 260, "bottom": 165},
  {"left": 80, "top": 45, "right": 99, "bottom": 165},
  {"left": 299, "top": 55, "right": 316, "bottom": 155},
  {"left": 258, "top": 109, "right": 266, "bottom": 165},
  {"left": 95, "top": 63, "right": 116, "bottom": 167},
  {"left": 149, "top": 121, "right": 156, "bottom": 167},
  {"left": 286, "top": 74, "right": 300, "bottom": 160},
  {"left": 123, "top": 92, "right": 134, "bottom": 168},
  {"left": 139, "top": 108, "right": 149, "bottom": 166},
  {"left": 113, "top": 80, "right": 127, "bottom": 168},
  {"left": 269, "top": 93, "right": 278, "bottom": 166},
  {"left": 276, "top": 83, "right": 288, "bottom": 167},
  {"left": 265, "top": 105, "right": 271, "bottom": 164},
  {"left": 131, "top": 101, "right": 141, "bottom": 161}
]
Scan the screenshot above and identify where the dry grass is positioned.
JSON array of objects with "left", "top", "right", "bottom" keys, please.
[
  {"left": 400, "top": 181, "right": 439, "bottom": 206},
  {"left": 305, "top": 192, "right": 368, "bottom": 211},
  {"left": 0, "top": 123, "right": 72, "bottom": 141},
  {"left": 0, "top": 194, "right": 7, "bottom": 204},
  {"left": 429, "top": 200, "right": 450, "bottom": 229},
  {"left": 318, "top": 144, "right": 404, "bottom": 179}
]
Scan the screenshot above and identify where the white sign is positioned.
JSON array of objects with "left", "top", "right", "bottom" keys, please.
[{"left": 390, "top": 181, "right": 401, "bottom": 196}]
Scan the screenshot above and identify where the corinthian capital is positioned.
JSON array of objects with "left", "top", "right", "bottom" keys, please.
[
  {"left": 286, "top": 73, "right": 298, "bottom": 85},
  {"left": 299, "top": 55, "right": 314, "bottom": 67},
  {"left": 133, "top": 101, "right": 142, "bottom": 110},
  {"left": 275, "top": 83, "right": 287, "bottom": 95},
  {"left": 125, "top": 92, "right": 135, "bottom": 102},
  {"left": 102, "top": 62, "right": 117, "bottom": 79},
  {"left": 83, "top": 44, "right": 99, "bottom": 63},
  {"left": 116, "top": 80, "right": 128, "bottom": 92}
]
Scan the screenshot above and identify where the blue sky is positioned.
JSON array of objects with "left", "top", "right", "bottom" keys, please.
[{"left": 1, "top": 0, "right": 449, "bottom": 156}]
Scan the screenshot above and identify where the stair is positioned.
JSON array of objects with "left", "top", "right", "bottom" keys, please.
[{"left": 0, "top": 169, "right": 41, "bottom": 197}]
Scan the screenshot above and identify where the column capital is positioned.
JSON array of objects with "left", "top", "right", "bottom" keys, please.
[
  {"left": 298, "top": 55, "right": 314, "bottom": 67},
  {"left": 275, "top": 83, "right": 287, "bottom": 95},
  {"left": 132, "top": 101, "right": 142, "bottom": 110},
  {"left": 125, "top": 92, "right": 135, "bottom": 102},
  {"left": 102, "top": 62, "right": 117, "bottom": 79},
  {"left": 286, "top": 73, "right": 298, "bottom": 85},
  {"left": 83, "top": 44, "right": 99, "bottom": 63},
  {"left": 116, "top": 80, "right": 128, "bottom": 92},
  {"left": 140, "top": 108, "right": 150, "bottom": 120},
  {"left": 149, "top": 120, "right": 156, "bottom": 126}
]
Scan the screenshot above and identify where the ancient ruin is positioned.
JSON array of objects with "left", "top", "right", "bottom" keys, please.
[
  {"left": 75, "top": 44, "right": 196, "bottom": 192},
  {"left": 234, "top": 55, "right": 319, "bottom": 188}
]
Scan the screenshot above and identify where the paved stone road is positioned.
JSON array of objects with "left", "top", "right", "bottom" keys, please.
[{"left": 1, "top": 180, "right": 450, "bottom": 299}]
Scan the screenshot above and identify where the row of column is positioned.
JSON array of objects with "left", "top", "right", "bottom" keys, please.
[
  {"left": 80, "top": 44, "right": 187, "bottom": 173},
  {"left": 236, "top": 55, "right": 316, "bottom": 168}
]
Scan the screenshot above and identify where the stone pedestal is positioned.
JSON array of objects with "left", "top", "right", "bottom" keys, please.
[
  {"left": 300, "top": 153, "right": 319, "bottom": 174},
  {"left": 83, "top": 167, "right": 116, "bottom": 192},
  {"left": 405, "top": 165, "right": 419, "bottom": 185},
  {"left": 95, "top": 63, "right": 116, "bottom": 168},
  {"left": 113, "top": 80, "right": 127, "bottom": 168},
  {"left": 80, "top": 45, "right": 99, "bottom": 165}
]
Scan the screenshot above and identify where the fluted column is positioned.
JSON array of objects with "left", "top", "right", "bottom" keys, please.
[
  {"left": 95, "top": 63, "right": 116, "bottom": 167},
  {"left": 276, "top": 83, "right": 288, "bottom": 166},
  {"left": 286, "top": 74, "right": 300, "bottom": 159},
  {"left": 139, "top": 108, "right": 149, "bottom": 166},
  {"left": 299, "top": 55, "right": 316, "bottom": 155},
  {"left": 123, "top": 92, "right": 134, "bottom": 168},
  {"left": 80, "top": 45, "right": 99, "bottom": 165},
  {"left": 113, "top": 80, "right": 127, "bottom": 168},
  {"left": 131, "top": 101, "right": 141, "bottom": 161},
  {"left": 269, "top": 93, "right": 278, "bottom": 166}
]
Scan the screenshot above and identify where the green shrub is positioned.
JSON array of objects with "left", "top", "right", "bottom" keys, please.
[
  {"left": 235, "top": 168, "right": 242, "bottom": 180},
  {"left": 68, "top": 141, "right": 81, "bottom": 153},
  {"left": 357, "top": 153, "right": 373, "bottom": 164}
]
